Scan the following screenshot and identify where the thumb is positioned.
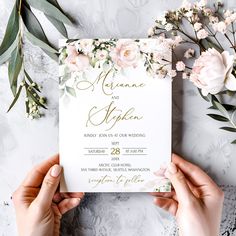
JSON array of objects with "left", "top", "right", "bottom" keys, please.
[
  {"left": 165, "top": 162, "right": 195, "bottom": 204},
  {"left": 35, "top": 164, "right": 62, "bottom": 209}
]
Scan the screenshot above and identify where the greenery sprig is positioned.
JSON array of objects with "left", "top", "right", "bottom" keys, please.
[{"left": 0, "top": 0, "right": 73, "bottom": 118}]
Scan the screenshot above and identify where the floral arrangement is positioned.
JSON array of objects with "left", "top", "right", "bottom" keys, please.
[
  {"left": 148, "top": 0, "right": 236, "bottom": 143},
  {"left": 59, "top": 38, "right": 173, "bottom": 97},
  {"left": 0, "top": 0, "right": 73, "bottom": 119}
]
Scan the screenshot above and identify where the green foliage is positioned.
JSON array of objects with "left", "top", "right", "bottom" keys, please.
[{"left": 0, "top": 0, "right": 74, "bottom": 118}]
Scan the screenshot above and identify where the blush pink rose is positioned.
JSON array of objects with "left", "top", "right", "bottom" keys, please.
[
  {"left": 190, "top": 48, "right": 236, "bottom": 95},
  {"left": 110, "top": 39, "right": 140, "bottom": 68},
  {"left": 65, "top": 45, "right": 90, "bottom": 71},
  {"left": 75, "top": 55, "right": 90, "bottom": 71}
]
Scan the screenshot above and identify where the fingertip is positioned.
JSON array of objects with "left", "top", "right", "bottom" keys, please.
[
  {"left": 71, "top": 198, "right": 81, "bottom": 206},
  {"left": 50, "top": 164, "right": 62, "bottom": 178},
  {"left": 153, "top": 197, "right": 159, "bottom": 205}
]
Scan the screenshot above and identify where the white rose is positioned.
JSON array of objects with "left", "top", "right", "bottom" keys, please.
[{"left": 190, "top": 48, "right": 236, "bottom": 95}]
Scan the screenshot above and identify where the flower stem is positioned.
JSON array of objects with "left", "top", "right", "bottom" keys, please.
[{"left": 224, "top": 33, "right": 236, "bottom": 52}]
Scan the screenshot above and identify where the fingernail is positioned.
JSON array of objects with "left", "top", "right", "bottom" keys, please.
[
  {"left": 51, "top": 164, "right": 62, "bottom": 177},
  {"left": 72, "top": 198, "right": 81, "bottom": 206},
  {"left": 165, "top": 163, "right": 177, "bottom": 176}
]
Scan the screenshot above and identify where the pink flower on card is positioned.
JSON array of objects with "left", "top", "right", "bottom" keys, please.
[
  {"left": 65, "top": 45, "right": 90, "bottom": 72},
  {"left": 110, "top": 39, "right": 140, "bottom": 68}
]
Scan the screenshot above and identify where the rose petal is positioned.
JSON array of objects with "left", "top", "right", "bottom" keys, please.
[{"left": 225, "top": 73, "right": 236, "bottom": 91}]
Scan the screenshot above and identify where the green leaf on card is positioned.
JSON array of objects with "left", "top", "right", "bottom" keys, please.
[
  {"left": 0, "top": 3, "right": 19, "bottom": 56},
  {"left": 26, "top": 0, "right": 73, "bottom": 25},
  {"left": 207, "top": 114, "right": 229, "bottom": 122},
  {"left": 8, "top": 46, "right": 23, "bottom": 96},
  {"left": 66, "top": 86, "right": 76, "bottom": 97}
]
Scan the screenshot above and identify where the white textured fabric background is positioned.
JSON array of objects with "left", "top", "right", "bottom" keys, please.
[{"left": 0, "top": 0, "right": 236, "bottom": 235}]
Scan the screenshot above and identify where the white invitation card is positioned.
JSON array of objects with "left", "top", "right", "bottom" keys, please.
[{"left": 59, "top": 38, "right": 172, "bottom": 192}]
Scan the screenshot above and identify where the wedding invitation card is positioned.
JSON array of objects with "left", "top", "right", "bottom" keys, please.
[{"left": 59, "top": 38, "right": 172, "bottom": 192}]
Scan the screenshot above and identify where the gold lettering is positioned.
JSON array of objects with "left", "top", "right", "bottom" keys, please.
[
  {"left": 86, "top": 101, "right": 143, "bottom": 131},
  {"left": 76, "top": 70, "right": 145, "bottom": 96}
]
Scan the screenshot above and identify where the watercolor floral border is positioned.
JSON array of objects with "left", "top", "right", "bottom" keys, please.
[{"left": 59, "top": 38, "right": 176, "bottom": 97}]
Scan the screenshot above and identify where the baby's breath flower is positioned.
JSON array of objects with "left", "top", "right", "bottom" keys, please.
[
  {"left": 148, "top": 27, "right": 154, "bottom": 36},
  {"left": 176, "top": 61, "right": 186, "bottom": 71},
  {"left": 184, "top": 48, "right": 195, "bottom": 59},
  {"left": 165, "top": 23, "right": 173, "bottom": 31},
  {"left": 20, "top": 81, "right": 25, "bottom": 86},
  {"left": 194, "top": 22, "right": 202, "bottom": 31},
  {"left": 197, "top": 29, "right": 209, "bottom": 39}
]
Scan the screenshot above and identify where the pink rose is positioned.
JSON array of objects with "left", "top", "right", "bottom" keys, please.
[
  {"left": 110, "top": 39, "right": 140, "bottom": 68},
  {"left": 190, "top": 48, "right": 236, "bottom": 95},
  {"left": 65, "top": 45, "right": 78, "bottom": 65},
  {"left": 65, "top": 45, "right": 90, "bottom": 72},
  {"left": 75, "top": 54, "right": 90, "bottom": 71}
]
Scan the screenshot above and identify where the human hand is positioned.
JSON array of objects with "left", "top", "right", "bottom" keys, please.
[
  {"left": 152, "top": 153, "right": 224, "bottom": 236},
  {"left": 12, "top": 154, "right": 84, "bottom": 236}
]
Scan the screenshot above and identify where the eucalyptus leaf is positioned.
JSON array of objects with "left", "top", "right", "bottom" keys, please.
[
  {"left": 46, "top": 0, "right": 65, "bottom": 13},
  {"left": 21, "top": 3, "right": 48, "bottom": 44},
  {"left": 231, "top": 139, "right": 236, "bottom": 144},
  {"left": 7, "top": 84, "right": 23, "bottom": 112},
  {"left": 212, "top": 100, "right": 230, "bottom": 119},
  {"left": 0, "top": 34, "right": 18, "bottom": 65},
  {"left": 207, "top": 114, "right": 229, "bottom": 122},
  {"left": 26, "top": 0, "right": 73, "bottom": 25},
  {"left": 8, "top": 46, "right": 23, "bottom": 96},
  {"left": 66, "top": 86, "right": 76, "bottom": 97},
  {"left": 45, "top": 0, "right": 69, "bottom": 37},
  {"left": 208, "top": 104, "right": 236, "bottom": 111},
  {"left": 24, "top": 70, "right": 41, "bottom": 92},
  {"left": 197, "top": 88, "right": 209, "bottom": 101},
  {"left": 0, "top": 3, "right": 19, "bottom": 56},
  {"left": 22, "top": 4, "right": 58, "bottom": 60},
  {"left": 25, "top": 31, "right": 58, "bottom": 53},
  {"left": 220, "top": 127, "right": 236, "bottom": 132},
  {"left": 45, "top": 15, "right": 68, "bottom": 38}
]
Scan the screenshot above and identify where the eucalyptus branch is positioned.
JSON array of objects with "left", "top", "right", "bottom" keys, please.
[{"left": 0, "top": 0, "right": 74, "bottom": 118}]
